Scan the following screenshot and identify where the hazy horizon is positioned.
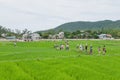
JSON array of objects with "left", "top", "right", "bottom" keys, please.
[{"left": 0, "top": 0, "right": 120, "bottom": 32}]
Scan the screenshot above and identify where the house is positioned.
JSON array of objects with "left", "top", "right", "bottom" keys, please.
[
  {"left": 48, "top": 35, "right": 53, "bottom": 39},
  {"left": 1, "top": 33, "right": 7, "bottom": 37},
  {"left": 30, "top": 33, "right": 41, "bottom": 41},
  {"left": 58, "top": 32, "right": 64, "bottom": 39},
  {"left": 48, "top": 32, "right": 64, "bottom": 39},
  {"left": 22, "top": 33, "right": 41, "bottom": 41},
  {"left": 98, "top": 34, "right": 113, "bottom": 39},
  {"left": 49, "top": 34, "right": 58, "bottom": 39},
  {"left": 22, "top": 33, "right": 30, "bottom": 41},
  {"left": 6, "top": 36, "right": 16, "bottom": 41}
]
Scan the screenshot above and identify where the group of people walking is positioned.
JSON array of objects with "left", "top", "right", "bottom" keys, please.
[
  {"left": 98, "top": 45, "right": 106, "bottom": 55},
  {"left": 76, "top": 44, "right": 106, "bottom": 55},
  {"left": 54, "top": 40, "right": 70, "bottom": 51},
  {"left": 54, "top": 41, "right": 107, "bottom": 55}
]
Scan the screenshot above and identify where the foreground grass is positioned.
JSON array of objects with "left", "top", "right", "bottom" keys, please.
[{"left": 0, "top": 40, "right": 120, "bottom": 80}]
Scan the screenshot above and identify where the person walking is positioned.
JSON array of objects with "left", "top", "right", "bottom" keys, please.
[
  {"left": 66, "top": 44, "right": 69, "bottom": 50},
  {"left": 103, "top": 45, "right": 106, "bottom": 55},
  {"left": 80, "top": 44, "right": 83, "bottom": 52},
  {"left": 85, "top": 43, "right": 88, "bottom": 52},
  {"left": 14, "top": 42, "right": 17, "bottom": 47},
  {"left": 89, "top": 45, "right": 93, "bottom": 55}
]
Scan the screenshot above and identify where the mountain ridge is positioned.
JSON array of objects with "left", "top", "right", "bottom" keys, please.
[{"left": 36, "top": 20, "right": 120, "bottom": 33}]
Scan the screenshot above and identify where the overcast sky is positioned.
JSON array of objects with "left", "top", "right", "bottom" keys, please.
[{"left": 0, "top": 0, "right": 120, "bottom": 32}]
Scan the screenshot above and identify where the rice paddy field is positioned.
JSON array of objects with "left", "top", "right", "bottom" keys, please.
[{"left": 0, "top": 40, "right": 120, "bottom": 80}]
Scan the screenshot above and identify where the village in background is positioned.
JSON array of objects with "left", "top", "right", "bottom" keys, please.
[{"left": 0, "top": 25, "right": 117, "bottom": 41}]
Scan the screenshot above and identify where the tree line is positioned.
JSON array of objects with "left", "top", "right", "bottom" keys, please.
[
  {"left": 0, "top": 25, "right": 31, "bottom": 39},
  {"left": 37, "top": 29, "right": 120, "bottom": 39},
  {"left": 0, "top": 25, "right": 120, "bottom": 39}
]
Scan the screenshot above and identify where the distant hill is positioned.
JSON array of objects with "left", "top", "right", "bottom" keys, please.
[{"left": 37, "top": 20, "right": 120, "bottom": 33}]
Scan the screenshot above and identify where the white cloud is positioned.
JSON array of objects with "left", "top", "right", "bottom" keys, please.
[{"left": 0, "top": 0, "right": 120, "bottom": 31}]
